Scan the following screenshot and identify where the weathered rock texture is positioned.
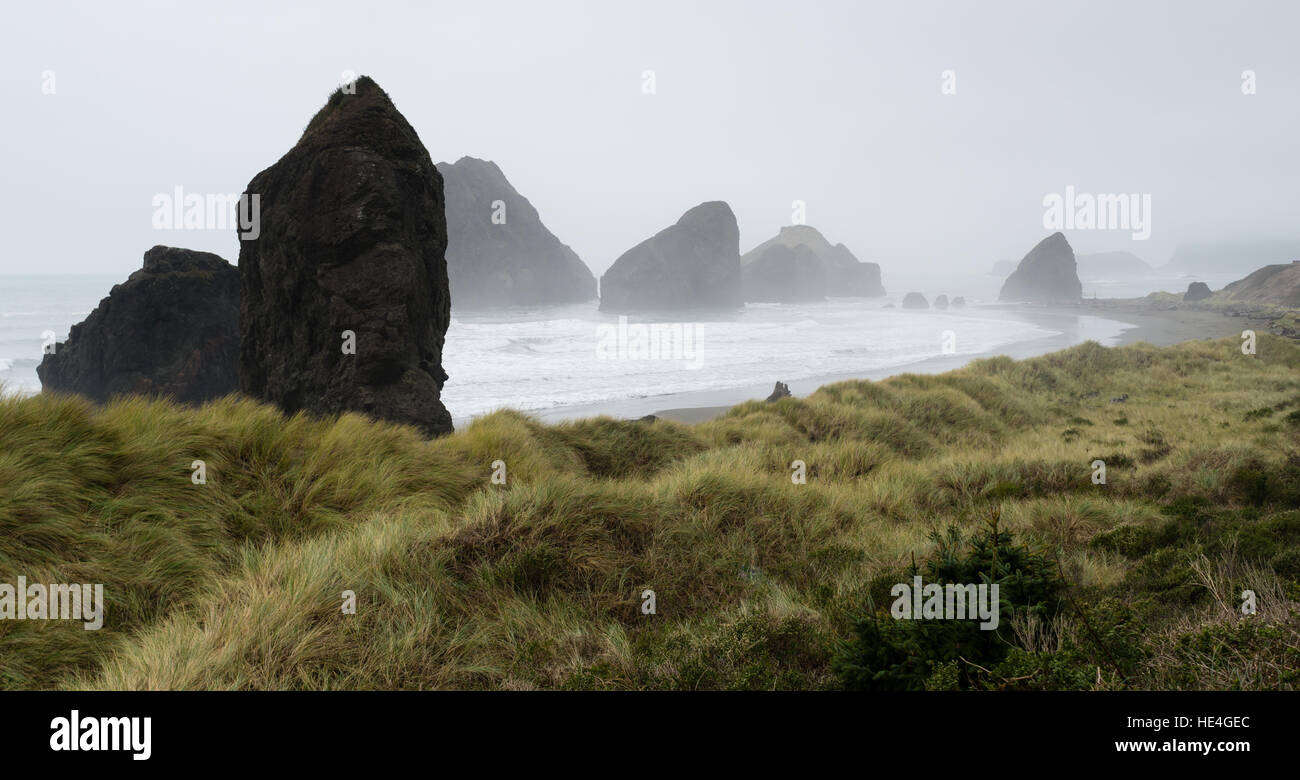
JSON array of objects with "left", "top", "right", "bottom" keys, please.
[
  {"left": 238, "top": 76, "right": 453, "bottom": 436},
  {"left": 999, "top": 232, "right": 1083, "bottom": 303},
  {"left": 437, "top": 156, "right": 596, "bottom": 307},
  {"left": 741, "top": 243, "right": 825, "bottom": 302},
  {"left": 599, "top": 201, "right": 742, "bottom": 312},
  {"left": 743, "top": 225, "right": 884, "bottom": 297},
  {"left": 37, "top": 246, "right": 239, "bottom": 404}
]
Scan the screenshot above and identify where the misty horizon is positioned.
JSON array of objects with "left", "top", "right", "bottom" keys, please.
[{"left": 4, "top": 0, "right": 1298, "bottom": 279}]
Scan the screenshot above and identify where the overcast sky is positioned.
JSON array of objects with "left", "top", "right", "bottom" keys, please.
[{"left": 3, "top": 0, "right": 1297, "bottom": 278}]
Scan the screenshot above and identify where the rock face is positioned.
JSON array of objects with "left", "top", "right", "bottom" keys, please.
[
  {"left": 901, "top": 292, "right": 929, "bottom": 309},
  {"left": 951, "top": 296, "right": 966, "bottom": 308},
  {"left": 37, "top": 246, "right": 239, "bottom": 404},
  {"left": 437, "top": 156, "right": 596, "bottom": 307},
  {"left": 765, "top": 381, "right": 792, "bottom": 401},
  {"left": 599, "top": 201, "right": 742, "bottom": 312},
  {"left": 742, "top": 244, "right": 825, "bottom": 302},
  {"left": 743, "top": 225, "right": 884, "bottom": 297},
  {"left": 1183, "top": 282, "right": 1213, "bottom": 302},
  {"left": 933, "top": 294, "right": 950, "bottom": 310},
  {"left": 999, "top": 232, "right": 1083, "bottom": 303},
  {"left": 1217, "top": 262, "right": 1300, "bottom": 308},
  {"left": 238, "top": 77, "right": 453, "bottom": 437}
]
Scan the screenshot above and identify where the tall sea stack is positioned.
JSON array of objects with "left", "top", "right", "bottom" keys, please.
[
  {"left": 437, "top": 156, "right": 596, "bottom": 307},
  {"left": 599, "top": 201, "right": 742, "bottom": 312},
  {"left": 999, "top": 232, "right": 1083, "bottom": 303},
  {"left": 237, "top": 76, "right": 453, "bottom": 436}
]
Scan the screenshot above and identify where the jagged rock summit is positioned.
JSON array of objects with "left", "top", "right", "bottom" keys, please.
[
  {"left": 37, "top": 246, "right": 239, "bottom": 404},
  {"left": 743, "top": 225, "right": 885, "bottom": 297},
  {"left": 999, "top": 232, "right": 1083, "bottom": 303},
  {"left": 437, "top": 156, "right": 596, "bottom": 307},
  {"left": 238, "top": 76, "right": 453, "bottom": 436},
  {"left": 599, "top": 201, "right": 742, "bottom": 312},
  {"left": 742, "top": 243, "right": 825, "bottom": 302}
]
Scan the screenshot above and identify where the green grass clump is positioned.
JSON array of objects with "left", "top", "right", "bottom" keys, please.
[{"left": 1, "top": 334, "right": 1299, "bottom": 690}]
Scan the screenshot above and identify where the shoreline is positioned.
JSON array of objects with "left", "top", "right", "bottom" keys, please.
[{"left": 514, "top": 301, "right": 1268, "bottom": 427}]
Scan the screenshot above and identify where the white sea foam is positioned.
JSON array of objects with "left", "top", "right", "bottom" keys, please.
[{"left": 0, "top": 275, "right": 1128, "bottom": 419}]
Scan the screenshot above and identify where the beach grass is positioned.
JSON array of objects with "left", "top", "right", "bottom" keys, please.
[{"left": 2, "top": 335, "right": 1299, "bottom": 690}]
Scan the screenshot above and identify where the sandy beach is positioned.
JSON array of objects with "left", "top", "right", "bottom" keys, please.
[{"left": 516, "top": 301, "right": 1272, "bottom": 426}]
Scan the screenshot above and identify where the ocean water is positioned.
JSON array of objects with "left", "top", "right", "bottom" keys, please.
[
  {"left": 2, "top": 274, "right": 1132, "bottom": 420},
  {"left": 440, "top": 297, "right": 1070, "bottom": 418},
  {"left": 0, "top": 276, "right": 117, "bottom": 396}
]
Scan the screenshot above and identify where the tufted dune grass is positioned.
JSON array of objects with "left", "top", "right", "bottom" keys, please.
[{"left": 2, "top": 335, "right": 1298, "bottom": 690}]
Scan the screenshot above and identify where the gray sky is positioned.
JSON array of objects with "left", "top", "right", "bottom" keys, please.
[{"left": 3, "top": 0, "right": 1297, "bottom": 277}]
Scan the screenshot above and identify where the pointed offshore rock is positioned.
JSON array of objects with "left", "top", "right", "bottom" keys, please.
[
  {"left": 765, "top": 381, "right": 792, "bottom": 401},
  {"left": 237, "top": 76, "right": 453, "bottom": 436},
  {"left": 742, "top": 243, "right": 825, "bottom": 302},
  {"left": 37, "top": 246, "right": 239, "bottom": 404},
  {"left": 742, "top": 225, "right": 884, "bottom": 297},
  {"left": 999, "top": 232, "right": 1083, "bottom": 303},
  {"left": 599, "top": 201, "right": 742, "bottom": 312},
  {"left": 437, "top": 156, "right": 596, "bottom": 307}
]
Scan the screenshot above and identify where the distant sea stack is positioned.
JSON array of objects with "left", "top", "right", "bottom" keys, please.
[
  {"left": 998, "top": 232, "right": 1083, "bottom": 303},
  {"left": 742, "top": 243, "right": 825, "bottom": 302},
  {"left": 599, "top": 201, "right": 741, "bottom": 312},
  {"left": 901, "top": 292, "right": 929, "bottom": 309},
  {"left": 238, "top": 76, "right": 453, "bottom": 437},
  {"left": 989, "top": 260, "right": 1016, "bottom": 277},
  {"left": 437, "top": 156, "right": 596, "bottom": 307},
  {"left": 1076, "top": 251, "right": 1153, "bottom": 278},
  {"left": 743, "top": 225, "right": 885, "bottom": 297},
  {"left": 933, "top": 294, "right": 949, "bottom": 310},
  {"left": 1183, "top": 282, "right": 1213, "bottom": 302},
  {"left": 37, "top": 246, "right": 238, "bottom": 404}
]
